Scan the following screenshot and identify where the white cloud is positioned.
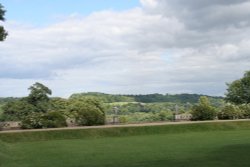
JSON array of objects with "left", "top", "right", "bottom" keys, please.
[{"left": 0, "top": 0, "right": 250, "bottom": 97}]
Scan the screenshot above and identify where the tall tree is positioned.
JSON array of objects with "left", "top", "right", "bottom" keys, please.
[
  {"left": 225, "top": 71, "right": 250, "bottom": 104},
  {"left": 27, "top": 82, "right": 52, "bottom": 112},
  {"left": 0, "top": 3, "right": 7, "bottom": 41}
]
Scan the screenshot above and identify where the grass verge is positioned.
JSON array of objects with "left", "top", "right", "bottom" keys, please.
[
  {"left": 1, "top": 121, "right": 250, "bottom": 167},
  {"left": 1, "top": 120, "right": 250, "bottom": 143}
]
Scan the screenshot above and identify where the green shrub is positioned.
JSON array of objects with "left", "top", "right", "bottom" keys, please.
[
  {"left": 239, "top": 104, "right": 250, "bottom": 118},
  {"left": 21, "top": 111, "right": 67, "bottom": 129},
  {"left": 191, "top": 96, "right": 217, "bottom": 120},
  {"left": 21, "top": 112, "right": 44, "bottom": 129},
  {"left": 41, "top": 111, "right": 67, "bottom": 128},
  {"left": 157, "top": 111, "right": 171, "bottom": 121},
  {"left": 119, "top": 116, "right": 128, "bottom": 124},
  {"left": 1, "top": 100, "right": 36, "bottom": 121},
  {"left": 218, "top": 104, "right": 242, "bottom": 120},
  {"left": 68, "top": 98, "right": 105, "bottom": 126}
]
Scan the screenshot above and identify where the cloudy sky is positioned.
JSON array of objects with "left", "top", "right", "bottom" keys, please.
[{"left": 0, "top": 0, "right": 250, "bottom": 97}]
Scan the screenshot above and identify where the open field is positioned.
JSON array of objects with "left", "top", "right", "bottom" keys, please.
[{"left": 1, "top": 121, "right": 250, "bottom": 167}]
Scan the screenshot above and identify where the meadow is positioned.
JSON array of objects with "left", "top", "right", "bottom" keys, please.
[{"left": 1, "top": 121, "right": 250, "bottom": 167}]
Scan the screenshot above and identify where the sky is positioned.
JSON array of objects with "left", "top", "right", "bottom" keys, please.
[{"left": 0, "top": 0, "right": 250, "bottom": 97}]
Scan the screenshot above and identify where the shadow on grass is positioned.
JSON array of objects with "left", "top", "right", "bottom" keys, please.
[
  {"left": 202, "top": 144, "right": 250, "bottom": 167},
  {"left": 122, "top": 144, "right": 250, "bottom": 167}
]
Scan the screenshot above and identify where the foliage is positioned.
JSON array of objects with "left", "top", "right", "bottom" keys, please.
[
  {"left": 107, "top": 111, "right": 173, "bottom": 123},
  {"left": 191, "top": 96, "right": 217, "bottom": 120},
  {"left": 68, "top": 98, "right": 105, "bottom": 126},
  {"left": 106, "top": 102, "right": 187, "bottom": 115},
  {"left": 0, "top": 97, "right": 20, "bottom": 104},
  {"left": 225, "top": 71, "right": 250, "bottom": 105},
  {"left": 118, "top": 115, "right": 128, "bottom": 123},
  {"left": 40, "top": 111, "right": 67, "bottom": 128},
  {"left": 70, "top": 92, "right": 223, "bottom": 105},
  {"left": 21, "top": 111, "right": 67, "bottom": 129},
  {"left": 0, "top": 3, "right": 7, "bottom": 41},
  {"left": 0, "top": 83, "right": 65, "bottom": 129},
  {"left": 49, "top": 97, "right": 69, "bottom": 116},
  {"left": 158, "top": 111, "right": 171, "bottom": 121},
  {"left": 1, "top": 100, "right": 36, "bottom": 121},
  {"left": 218, "top": 104, "right": 243, "bottom": 120},
  {"left": 27, "top": 82, "right": 52, "bottom": 112},
  {"left": 70, "top": 92, "right": 135, "bottom": 103},
  {"left": 0, "top": 98, "right": 20, "bottom": 120},
  {"left": 1, "top": 83, "right": 108, "bottom": 129},
  {"left": 21, "top": 112, "right": 44, "bottom": 129},
  {"left": 239, "top": 104, "right": 250, "bottom": 119}
]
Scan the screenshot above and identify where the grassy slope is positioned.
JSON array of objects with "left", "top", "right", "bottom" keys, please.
[{"left": 1, "top": 121, "right": 250, "bottom": 167}]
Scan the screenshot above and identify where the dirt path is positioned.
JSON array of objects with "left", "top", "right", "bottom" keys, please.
[{"left": 1, "top": 119, "right": 250, "bottom": 134}]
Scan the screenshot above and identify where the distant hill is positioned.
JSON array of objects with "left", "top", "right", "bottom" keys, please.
[
  {"left": 70, "top": 92, "right": 223, "bottom": 104},
  {"left": 0, "top": 97, "right": 20, "bottom": 103},
  {"left": 0, "top": 97, "right": 20, "bottom": 114}
]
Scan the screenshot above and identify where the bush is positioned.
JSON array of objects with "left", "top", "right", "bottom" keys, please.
[
  {"left": 191, "top": 96, "right": 217, "bottom": 121},
  {"left": 21, "top": 111, "right": 67, "bottom": 129},
  {"left": 239, "top": 104, "right": 250, "bottom": 118},
  {"left": 21, "top": 112, "right": 44, "bottom": 129},
  {"left": 68, "top": 98, "right": 106, "bottom": 126},
  {"left": 218, "top": 104, "right": 242, "bottom": 120},
  {"left": 157, "top": 111, "right": 171, "bottom": 121},
  {"left": 41, "top": 111, "right": 67, "bottom": 128},
  {"left": 119, "top": 116, "right": 128, "bottom": 124},
  {"left": 1, "top": 100, "right": 36, "bottom": 121}
]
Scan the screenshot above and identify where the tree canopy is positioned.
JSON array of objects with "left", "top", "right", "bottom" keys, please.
[
  {"left": 0, "top": 3, "right": 7, "bottom": 41},
  {"left": 191, "top": 96, "right": 216, "bottom": 120},
  {"left": 1, "top": 83, "right": 106, "bottom": 129},
  {"left": 68, "top": 97, "right": 106, "bottom": 126},
  {"left": 225, "top": 71, "right": 250, "bottom": 105}
]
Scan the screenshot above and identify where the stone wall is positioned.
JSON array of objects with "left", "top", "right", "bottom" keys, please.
[{"left": 0, "top": 121, "right": 21, "bottom": 130}]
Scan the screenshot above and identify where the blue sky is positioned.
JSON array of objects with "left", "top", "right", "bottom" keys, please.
[
  {"left": 1, "top": 0, "right": 141, "bottom": 25},
  {"left": 0, "top": 0, "right": 250, "bottom": 97}
]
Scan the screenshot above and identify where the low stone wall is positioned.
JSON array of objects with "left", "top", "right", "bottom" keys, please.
[
  {"left": 175, "top": 114, "right": 192, "bottom": 121},
  {"left": 0, "top": 121, "right": 21, "bottom": 130}
]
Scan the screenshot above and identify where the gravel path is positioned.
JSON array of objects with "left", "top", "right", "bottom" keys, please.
[{"left": 1, "top": 119, "right": 250, "bottom": 134}]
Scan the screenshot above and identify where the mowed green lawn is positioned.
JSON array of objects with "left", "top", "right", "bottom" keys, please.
[{"left": 1, "top": 121, "right": 250, "bottom": 167}]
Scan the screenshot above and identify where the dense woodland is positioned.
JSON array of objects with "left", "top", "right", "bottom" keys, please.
[{"left": 70, "top": 92, "right": 223, "bottom": 104}]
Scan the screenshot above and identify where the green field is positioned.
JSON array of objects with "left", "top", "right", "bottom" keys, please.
[{"left": 1, "top": 121, "right": 250, "bottom": 167}]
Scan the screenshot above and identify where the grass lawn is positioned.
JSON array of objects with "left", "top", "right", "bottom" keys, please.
[{"left": 1, "top": 121, "right": 250, "bottom": 167}]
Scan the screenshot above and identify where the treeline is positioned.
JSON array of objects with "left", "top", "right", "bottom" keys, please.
[
  {"left": 70, "top": 92, "right": 135, "bottom": 103},
  {"left": 1, "top": 92, "right": 223, "bottom": 107},
  {"left": 70, "top": 92, "right": 223, "bottom": 104},
  {"left": 0, "top": 83, "right": 105, "bottom": 129},
  {"left": 0, "top": 97, "right": 20, "bottom": 103}
]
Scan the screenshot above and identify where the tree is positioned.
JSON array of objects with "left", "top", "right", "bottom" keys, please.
[
  {"left": 191, "top": 96, "right": 216, "bottom": 120},
  {"left": 239, "top": 104, "right": 250, "bottom": 119},
  {"left": 218, "top": 104, "right": 242, "bottom": 120},
  {"left": 1, "top": 100, "right": 36, "bottom": 121},
  {"left": 49, "top": 97, "right": 68, "bottom": 111},
  {"left": 68, "top": 98, "right": 106, "bottom": 126},
  {"left": 27, "top": 82, "right": 52, "bottom": 112},
  {"left": 225, "top": 71, "right": 250, "bottom": 105},
  {"left": 0, "top": 3, "right": 8, "bottom": 41}
]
